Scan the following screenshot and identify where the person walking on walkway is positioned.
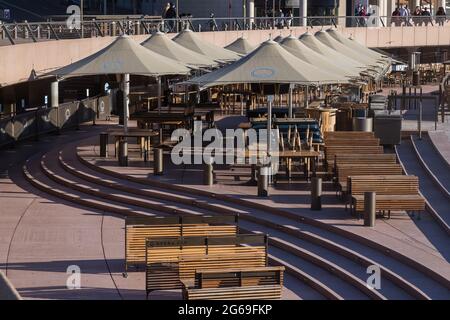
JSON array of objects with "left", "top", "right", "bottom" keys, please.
[
  {"left": 436, "top": 7, "right": 447, "bottom": 26},
  {"left": 286, "top": 10, "right": 293, "bottom": 29},
  {"left": 392, "top": 7, "right": 401, "bottom": 26},
  {"left": 421, "top": 7, "right": 432, "bottom": 26},
  {"left": 412, "top": 6, "right": 422, "bottom": 26}
]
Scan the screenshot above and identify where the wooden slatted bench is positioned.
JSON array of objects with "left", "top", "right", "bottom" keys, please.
[
  {"left": 324, "top": 138, "right": 380, "bottom": 146},
  {"left": 348, "top": 175, "right": 425, "bottom": 218},
  {"left": 325, "top": 146, "right": 384, "bottom": 168},
  {"left": 336, "top": 164, "right": 403, "bottom": 194},
  {"left": 324, "top": 131, "right": 375, "bottom": 139},
  {"left": 181, "top": 267, "right": 284, "bottom": 300},
  {"left": 330, "top": 153, "right": 398, "bottom": 174},
  {"left": 145, "top": 234, "right": 268, "bottom": 297},
  {"left": 125, "top": 215, "right": 239, "bottom": 272}
]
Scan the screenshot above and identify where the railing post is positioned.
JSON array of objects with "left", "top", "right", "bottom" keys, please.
[{"left": 364, "top": 192, "right": 376, "bottom": 226}]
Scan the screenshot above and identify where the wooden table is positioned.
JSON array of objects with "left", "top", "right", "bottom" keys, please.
[{"left": 108, "top": 129, "right": 159, "bottom": 162}]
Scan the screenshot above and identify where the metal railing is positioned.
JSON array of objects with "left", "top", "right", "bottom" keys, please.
[
  {"left": 0, "top": 94, "right": 111, "bottom": 149},
  {"left": 0, "top": 15, "right": 448, "bottom": 46}
]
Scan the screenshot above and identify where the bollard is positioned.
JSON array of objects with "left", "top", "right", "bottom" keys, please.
[
  {"left": 99, "top": 133, "right": 108, "bottom": 158},
  {"left": 203, "top": 162, "right": 214, "bottom": 186},
  {"left": 118, "top": 140, "right": 128, "bottom": 167},
  {"left": 257, "top": 166, "right": 269, "bottom": 197},
  {"left": 153, "top": 148, "right": 164, "bottom": 176},
  {"left": 412, "top": 71, "right": 420, "bottom": 87},
  {"left": 311, "top": 177, "right": 322, "bottom": 210},
  {"left": 364, "top": 192, "right": 376, "bottom": 227}
]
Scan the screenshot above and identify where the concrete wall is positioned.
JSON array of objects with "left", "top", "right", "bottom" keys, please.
[{"left": 1, "top": 24, "right": 449, "bottom": 87}]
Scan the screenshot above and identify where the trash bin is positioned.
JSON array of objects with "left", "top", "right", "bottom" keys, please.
[
  {"left": 373, "top": 110, "right": 402, "bottom": 145},
  {"left": 352, "top": 117, "right": 373, "bottom": 132},
  {"left": 369, "top": 95, "right": 387, "bottom": 117}
]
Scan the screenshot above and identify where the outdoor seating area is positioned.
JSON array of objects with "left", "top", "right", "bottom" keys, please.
[
  {"left": 322, "top": 131, "right": 425, "bottom": 219},
  {"left": 1, "top": 6, "right": 450, "bottom": 302}
]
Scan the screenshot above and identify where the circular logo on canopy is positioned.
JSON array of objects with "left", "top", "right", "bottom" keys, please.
[
  {"left": 65, "top": 109, "right": 71, "bottom": 120},
  {"left": 251, "top": 67, "right": 276, "bottom": 79},
  {"left": 99, "top": 101, "right": 105, "bottom": 114}
]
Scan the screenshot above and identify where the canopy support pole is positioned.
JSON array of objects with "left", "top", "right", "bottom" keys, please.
[
  {"left": 288, "top": 84, "right": 293, "bottom": 118},
  {"left": 304, "top": 85, "right": 309, "bottom": 109},
  {"left": 51, "top": 80, "right": 59, "bottom": 132},
  {"left": 123, "top": 73, "right": 130, "bottom": 133},
  {"left": 157, "top": 76, "right": 162, "bottom": 113},
  {"left": 267, "top": 95, "right": 273, "bottom": 157}
]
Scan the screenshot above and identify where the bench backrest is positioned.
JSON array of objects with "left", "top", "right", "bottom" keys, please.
[
  {"left": 125, "top": 215, "right": 238, "bottom": 267},
  {"left": 324, "top": 138, "right": 380, "bottom": 146},
  {"left": 348, "top": 175, "right": 419, "bottom": 196},
  {"left": 194, "top": 267, "right": 285, "bottom": 289},
  {"left": 146, "top": 234, "right": 268, "bottom": 263},
  {"left": 334, "top": 153, "right": 397, "bottom": 162},
  {"left": 178, "top": 250, "right": 267, "bottom": 282},
  {"left": 324, "top": 131, "right": 375, "bottom": 139},
  {"left": 336, "top": 164, "right": 403, "bottom": 185},
  {"left": 145, "top": 234, "right": 268, "bottom": 293},
  {"left": 325, "top": 146, "right": 384, "bottom": 161}
]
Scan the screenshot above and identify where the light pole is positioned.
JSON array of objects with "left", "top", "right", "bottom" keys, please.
[
  {"left": 176, "top": 0, "right": 179, "bottom": 32},
  {"left": 80, "top": 0, "right": 84, "bottom": 38}
]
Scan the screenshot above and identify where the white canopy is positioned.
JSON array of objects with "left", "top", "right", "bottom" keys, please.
[
  {"left": 172, "top": 29, "right": 241, "bottom": 63},
  {"left": 273, "top": 35, "right": 285, "bottom": 43},
  {"left": 299, "top": 32, "right": 373, "bottom": 78},
  {"left": 141, "top": 32, "right": 219, "bottom": 68},
  {"left": 314, "top": 30, "right": 383, "bottom": 68},
  {"left": 184, "top": 40, "right": 349, "bottom": 89},
  {"left": 326, "top": 28, "right": 389, "bottom": 62},
  {"left": 280, "top": 35, "right": 358, "bottom": 79},
  {"left": 50, "top": 35, "right": 190, "bottom": 77},
  {"left": 224, "top": 37, "right": 256, "bottom": 55}
]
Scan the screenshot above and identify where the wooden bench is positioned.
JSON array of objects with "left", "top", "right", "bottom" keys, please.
[
  {"left": 145, "top": 234, "right": 268, "bottom": 297},
  {"left": 125, "top": 215, "right": 238, "bottom": 272},
  {"left": 325, "top": 146, "right": 384, "bottom": 168},
  {"left": 348, "top": 175, "right": 425, "bottom": 218},
  {"left": 324, "top": 131, "right": 375, "bottom": 139},
  {"left": 181, "top": 267, "right": 284, "bottom": 300},
  {"left": 336, "top": 164, "right": 403, "bottom": 193},
  {"left": 324, "top": 138, "right": 380, "bottom": 146},
  {"left": 331, "top": 153, "right": 398, "bottom": 174}
]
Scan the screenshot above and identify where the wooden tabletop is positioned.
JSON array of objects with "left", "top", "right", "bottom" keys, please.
[
  {"left": 238, "top": 122, "right": 252, "bottom": 130},
  {"left": 107, "top": 129, "right": 159, "bottom": 138}
]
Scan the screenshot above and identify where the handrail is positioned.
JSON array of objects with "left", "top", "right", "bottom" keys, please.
[
  {"left": 0, "top": 271, "right": 22, "bottom": 300},
  {"left": 0, "top": 15, "right": 448, "bottom": 46}
]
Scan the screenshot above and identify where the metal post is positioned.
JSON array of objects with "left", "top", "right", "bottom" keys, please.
[
  {"left": 257, "top": 166, "right": 269, "bottom": 197},
  {"left": 203, "top": 161, "right": 214, "bottom": 186},
  {"left": 364, "top": 192, "right": 376, "bottom": 226},
  {"left": 419, "top": 87, "right": 423, "bottom": 140},
  {"left": 288, "top": 84, "right": 293, "bottom": 118},
  {"left": 153, "top": 148, "right": 164, "bottom": 175},
  {"left": 267, "top": 95, "right": 273, "bottom": 157},
  {"left": 157, "top": 76, "right": 162, "bottom": 112},
  {"left": 100, "top": 133, "right": 108, "bottom": 157},
  {"left": 311, "top": 177, "right": 322, "bottom": 210},
  {"left": 123, "top": 73, "right": 130, "bottom": 132},
  {"left": 118, "top": 139, "right": 128, "bottom": 166},
  {"left": 80, "top": 0, "right": 84, "bottom": 38},
  {"left": 51, "top": 80, "right": 59, "bottom": 133}
]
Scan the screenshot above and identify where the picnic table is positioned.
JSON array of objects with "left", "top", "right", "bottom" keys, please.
[{"left": 108, "top": 129, "right": 159, "bottom": 162}]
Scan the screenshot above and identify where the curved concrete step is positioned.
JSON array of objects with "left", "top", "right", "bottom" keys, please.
[
  {"left": 76, "top": 141, "right": 450, "bottom": 299},
  {"left": 27, "top": 152, "right": 344, "bottom": 300},
  {"left": 57, "top": 143, "right": 431, "bottom": 299},
  {"left": 396, "top": 139, "right": 450, "bottom": 235}
]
